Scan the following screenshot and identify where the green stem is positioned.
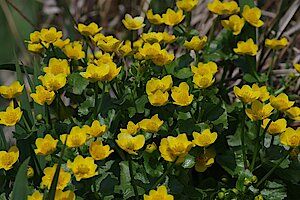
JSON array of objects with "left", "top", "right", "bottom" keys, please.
[
  {"left": 250, "top": 120, "right": 262, "bottom": 171},
  {"left": 151, "top": 157, "right": 178, "bottom": 189},
  {"left": 204, "top": 16, "right": 219, "bottom": 57},
  {"left": 256, "top": 149, "right": 291, "bottom": 187},
  {"left": 186, "top": 11, "right": 191, "bottom": 36},
  {"left": 50, "top": 44, "right": 57, "bottom": 57},
  {"left": 241, "top": 103, "right": 247, "bottom": 169},
  {"left": 128, "top": 155, "right": 139, "bottom": 200},
  {"left": 93, "top": 82, "right": 99, "bottom": 119},
  {"left": 274, "top": 76, "right": 298, "bottom": 95},
  {"left": 94, "top": 83, "right": 105, "bottom": 119},
  {"left": 266, "top": 50, "right": 276, "bottom": 85}
]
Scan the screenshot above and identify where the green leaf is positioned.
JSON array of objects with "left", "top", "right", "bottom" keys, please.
[
  {"left": 0, "top": 127, "right": 7, "bottom": 150},
  {"left": 173, "top": 68, "right": 193, "bottom": 79},
  {"left": 135, "top": 95, "right": 148, "bottom": 114},
  {"left": 67, "top": 73, "right": 89, "bottom": 95},
  {"left": 243, "top": 73, "right": 258, "bottom": 83},
  {"left": 11, "top": 157, "right": 30, "bottom": 200},
  {"left": 78, "top": 96, "right": 94, "bottom": 116},
  {"left": 47, "top": 163, "right": 62, "bottom": 200},
  {"left": 261, "top": 181, "right": 287, "bottom": 200},
  {"left": 235, "top": 169, "right": 253, "bottom": 192},
  {"left": 143, "top": 152, "right": 164, "bottom": 177},
  {"left": 181, "top": 154, "right": 195, "bottom": 169},
  {"left": 0, "top": 64, "right": 33, "bottom": 74}
]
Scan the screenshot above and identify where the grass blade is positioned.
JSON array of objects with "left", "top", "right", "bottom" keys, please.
[{"left": 11, "top": 157, "right": 30, "bottom": 200}]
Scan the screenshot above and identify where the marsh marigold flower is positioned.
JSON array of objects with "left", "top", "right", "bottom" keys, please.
[
  {"left": 76, "top": 22, "right": 102, "bottom": 36},
  {"left": 262, "top": 118, "right": 287, "bottom": 135},
  {"left": 55, "top": 190, "right": 75, "bottom": 200},
  {"left": 171, "top": 82, "right": 193, "bottom": 106},
  {"left": 162, "top": 9, "right": 185, "bottom": 26},
  {"left": 207, "top": 0, "right": 240, "bottom": 15},
  {"left": 233, "top": 85, "right": 260, "bottom": 104},
  {"left": 177, "top": 0, "right": 198, "bottom": 12},
  {"left": 280, "top": 127, "right": 300, "bottom": 147},
  {"left": 233, "top": 38, "right": 258, "bottom": 56},
  {"left": 120, "top": 121, "right": 140, "bottom": 135},
  {"left": 193, "top": 129, "right": 218, "bottom": 147},
  {"left": 139, "top": 114, "right": 164, "bottom": 133},
  {"left": 0, "top": 81, "right": 24, "bottom": 99},
  {"left": 285, "top": 107, "right": 300, "bottom": 120},
  {"left": 63, "top": 41, "right": 85, "bottom": 60},
  {"left": 192, "top": 61, "right": 218, "bottom": 76},
  {"left": 195, "top": 148, "right": 216, "bottom": 172},
  {"left": 34, "top": 134, "right": 58, "bottom": 156},
  {"left": 38, "top": 73, "right": 67, "bottom": 91},
  {"left": 28, "top": 191, "right": 43, "bottom": 200},
  {"left": 145, "top": 142, "right": 157, "bottom": 153},
  {"left": 148, "top": 90, "right": 169, "bottom": 106},
  {"left": 252, "top": 84, "right": 270, "bottom": 102},
  {"left": 43, "top": 58, "right": 70, "bottom": 76},
  {"left": 159, "top": 133, "right": 193, "bottom": 163},
  {"left": 67, "top": 155, "right": 98, "bottom": 181},
  {"left": 146, "top": 9, "right": 164, "bottom": 25},
  {"left": 139, "top": 43, "right": 161, "bottom": 60},
  {"left": 242, "top": 5, "right": 264, "bottom": 28},
  {"left": 28, "top": 43, "right": 44, "bottom": 53},
  {"left": 118, "top": 40, "right": 132, "bottom": 56},
  {"left": 265, "top": 38, "right": 289, "bottom": 50},
  {"left": 0, "top": 104, "right": 22, "bottom": 126},
  {"left": 141, "top": 32, "right": 164, "bottom": 44},
  {"left": 82, "top": 120, "right": 107, "bottom": 137},
  {"left": 80, "top": 62, "right": 121, "bottom": 82},
  {"left": 39, "top": 27, "right": 62, "bottom": 44},
  {"left": 30, "top": 85, "right": 55, "bottom": 105},
  {"left": 162, "top": 32, "right": 176, "bottom": 43},
  {"left": 27, "top": 165, "right": 34, "bottom": 178},
  {"left": 294, "top": 63, "right": 300, "bottom": 73},
  {"left": 144, "top": 185, "right": 174, "bottom": 200},
  {"left": 96, "top": 35, "right": 121, "bottom": 52},
  {"left": 152, "top": 49, "right": 175, "bottom": 66},
  {"left": 184, "top": 36, "right": 207, "bottom": 51},
  {"left": 245, "top": 100, "right": 273, "bottom": 121},
  {"left": 0, "top": 146, "right": 19, "bottom": 170},
  {"left": 193, "top": 74, "right": 215, "bottom": 89},
  {"left": 60, "top": 126, "right": 87, "bottom": 148},
  {"left": 115, "top": 133, "right": 145, "bottom": 155},
  {"left": 146, "top": 75, "right": 173, "bottom": 95},
  {"left": 53, "top": 38, "right": 70, "bottom": 49},
  {"left": 270, "top": 93, "right": 294, "bottom": 111},
  {"left": 41, "top": 164, "right": 71, "bottom": 190},
  {"left": 89, "top": 140, "right": 114, "bottom": 160},
  {"left": 221, "top": 15, "right": 245, "bottom": 35},
  {"left": 122, "top": 14, "right": 145, "bottom": 30}
]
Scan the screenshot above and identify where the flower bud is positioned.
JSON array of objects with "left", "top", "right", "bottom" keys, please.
[{"left": 27, "top": 165, "right": 34, "bottom": 178}]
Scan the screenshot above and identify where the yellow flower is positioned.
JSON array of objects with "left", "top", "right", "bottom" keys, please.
[
  {"left": 191, "top": 61, "right": 218, "bottom": 76},
  {"left": 252, "top": 84, "right": 270, "bottom": 102},
  {"left": 120, "top": 121, "right": 140, "bottom": 135},
  {"left": 29, "top": 31, "right": 41, "bottom": 43},
  {"left": 139, "top": 114, "right": 164, "bottom": 133},
  {"left": 30, "top": 85, "right": 55, "bottom": 105},
  {"left": 139, "top": 43, "right": 161, "bottom": 60},
  {"left": 28, "top": 191, "right": 43, "bottom": 200},
  {"left": 159, "top": 133, "right": 193, "bottom": 163},
  {"left": 294, "top": 63, "right": 300, "bottom": 73},
  {"left": 89, "top": 140, "right": 114, "bottom": 160},
  {"left": 162, "top": 32, "right": 176, "bottom": 43},
  {"left": 144, "top": 185, "right": 174, "bottom": 200},
  {"left": 145, "top": 142, "right": 157, "bottom": 153},
  {"left": 195, "top": 148, "right": 216, "bottom": 172},
  {"left": 265, "top": 38, "right": 289, "bottom": 50},
  {"left": 118, "top": 40, "right": 132, "bottom": 56},
  {"left": 233, "top": 38, "right": 258, "bottom": 56},
  {"left": 245, "top": 100, "right": 273, "bottom": 121},
  {"left": 63, "top": 41, "right": 85, "bottom": 60},
  {"left": 82, "top": 120, "right": 107, "bottom": 137},
  {"left": 162, "top": 9, "right": 185, "bottom": 26},
  {"left": 242, "top": 5, "right": 264, "bottom": 28},
  {"left": 34, "top": 134, "right": 58, "bottom": 156},
  {"left": 233, "top": 85, "right": 260, "bottom": 104},
  {"left": 176, "top": 0, "right": 198, "bottom": 12},
  {"left": 53, "top": 38, "right": 70, "bottom": 49},
  {"left": 0, "top": 146, "right": 19, "bottom": 170},
  {"left": 141, "top": 32, "right": 164, "bottom": 44},
  {"left": 76, "top": 22, "right": 102, "bottom": 36},
  {"left": 38, "top": 73, "right": 67, "bottom": 91},
  {"left": 96, "top": 35, "right": 121, "bottom": 52},
  {"left": 262, "top": 118, "right": 287, "bottom": 135},
  {"left": 60, "top": 126, "right": 87, "bottom": 148},
  {"left": 146, "top": 9, "right": 164, "bottom": 25},
  {"left": 146, "top": 75, "right": 173, "bottom": 95},
  {"left": 193, "top": 74, "right": 215, "bottom": 89},
  {"left": 221, "top": 15, "right": 245, "bottom": 35},
  {"left": 280, "top": 127, "right": 300, "bottom": 147},
  {"left": 122, "top": 14, "right": 145, "bottom": 30},
  {"left": 133, "top": 39, "right": 144, "bottom": 50},
  {"left": 39, "top": 27, "right": 62, "bottom": 44},
  {"left": 152, "top": 49, "right": 175, "bottom": 66},
  {"left": 0, "top": 104, "right": 22, "bottom": 126},
  {"left": 115, "top": 133, "right": 145, "bottom": 155},
  {"left": 27, "top": 165, "right": 34, "bottom": 178},
  {"left": 171, "top": 82, "right": 193, "bottom": 106},
  {"left": 285, "top": 107, "right": 300, "bottom": 120},
  {"left": 67, "top": 155, "right": 98, "bottom": 181},
  {"left": 270, "top": 93, "right": 294, "bottom": 111},
  {"left": 54, "top": 190, "right": 75, "bottom": 200},
  {"left": 43, "top": 58, "right": 70, "bottom": 76},
  {"left": 207, "top": 0, "right": 240, "bottom": 15},
  {"left": 41, "top": 164, "right": 71, "bottom": 190},
  {"left": 28, "top": 43, "right": 44, "bottom": 53},
  {"left": 193, "top": 129, "right": 218, "bottom": 147},
  {"left": 80, "top": 62, "right": 121, "bottom": 82},
  {"left": 184, "top": 36, "right": 207, "bottom": 51},
  {"left": 148, "top": 90, "right": 169, "bottom": 107},
  {"left": 0, "top": 81, "right": 24, "bottom": 99}
]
